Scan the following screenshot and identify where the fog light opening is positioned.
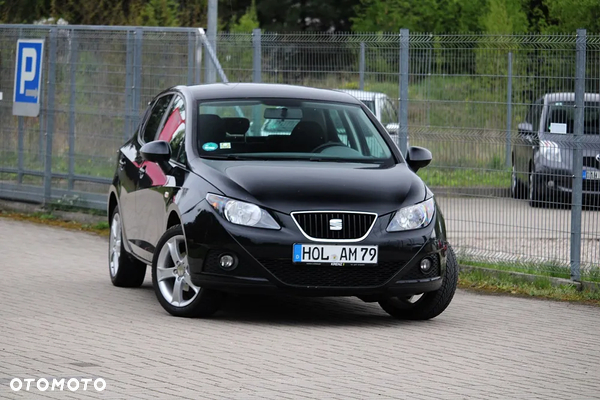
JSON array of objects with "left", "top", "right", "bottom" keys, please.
[
  {"left": 420, "top": 258, "right": 433, "bottom": 274},
  {"left": 219, "top": 254, "right": 237, "bottom": 271}
]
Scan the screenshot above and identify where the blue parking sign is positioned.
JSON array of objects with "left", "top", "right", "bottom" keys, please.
[{"left": 13, "top": 39, "right": 44, "bottom": 117}]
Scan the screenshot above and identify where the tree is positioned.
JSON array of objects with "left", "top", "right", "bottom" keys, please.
[
  {"left": 481, "top": 0, "right": 528, "bottom": 34},
  {"left": 229, "top": 0, "right": 258, "bottom": 32},
  {"left": 351, "top": 0, "right": 487, "bottom": 33},
  {"left": 136, "top": 0, "right": 180, "bottom": 26},
  {"left": 544, "top": 0, "right": 600, "bottom": 32}
]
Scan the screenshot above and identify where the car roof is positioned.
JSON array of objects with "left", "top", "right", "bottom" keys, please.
[
  {"left": 542, "top": 92, "right": 600, "bottom": 103},
  {"left": 177, "top": 83, "right": 363, "bottom": 104},
  {"left": 335, "top": 89, "right": 388, "bottom": 101}
]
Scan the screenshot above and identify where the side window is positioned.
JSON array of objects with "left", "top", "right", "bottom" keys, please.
[
  {"left": 158, "top": 95, "right": 187, "bottom": 164},
  {"left": 141, "top": 94, "right": 174, "bottom": 143},
  {"left": 381, "top": 98, "right": 397, "bottom": 126}
]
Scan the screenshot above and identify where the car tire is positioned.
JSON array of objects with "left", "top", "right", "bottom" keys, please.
[
  {"left": 378, "top": 246, "right": 458, "bottom": 320},
  {"left": 511, "top": 162, "right": 526, "bottom": 199},
  {"left": 529, "top": 169, "right": 543, "bottom": 208},
  {"left": 152, "top": 225, "right": 223, "bottom": 318},
  {"left": 108, "top": 206, "right": 147, "bottom": 287}
]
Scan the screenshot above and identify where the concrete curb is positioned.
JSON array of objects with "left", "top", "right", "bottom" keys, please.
[
  {"left": 0, "top": 199, "right": 106, "bottom": 225},
  {"left": 431, "top": 187, "right": 511, "bottom": 198},
  {"left": 459, "top": 264, "right": 600, "bottom": 292}
]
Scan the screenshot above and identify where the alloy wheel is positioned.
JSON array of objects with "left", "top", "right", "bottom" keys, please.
[
  {"left": 156, "top": 235, "right": 200, "bottom": 308},
  {"left": 109, "top": 213, "right": 122, "bottom": 278}
]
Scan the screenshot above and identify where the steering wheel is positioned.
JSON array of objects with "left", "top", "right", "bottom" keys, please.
[{"left": 312, "top": 142, "right": 344, "bottom": 153}]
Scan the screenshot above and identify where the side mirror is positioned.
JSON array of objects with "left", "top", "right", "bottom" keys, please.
[
  {"left": 518, "top": 122, "right": 533, "bottom": 134},
  {"left": 406, "top": 146, "right": 432, "bottom": 173},
  {"left": 141, "top": 140, "right": 172, "bottom": 171},
  {"left": 385, "top": 123, "right": 399, "bottom": 135}
]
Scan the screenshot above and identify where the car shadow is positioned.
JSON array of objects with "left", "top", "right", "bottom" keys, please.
[
  {"left": 215, "top": 294, "right": 406, "bottom": 326},
  {"left": 134, "top": 281, "right": 421, "bottom": 326}
]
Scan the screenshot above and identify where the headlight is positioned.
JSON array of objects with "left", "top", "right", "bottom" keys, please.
[
  {"left": 206, "top": 193, "right": 280, "bottom": 230},
  {"left": 387, "top": 197, "right": 435, "bottom": 232},
  {"left": 540, "top": 140, "right": 561, "bottom": 162}
]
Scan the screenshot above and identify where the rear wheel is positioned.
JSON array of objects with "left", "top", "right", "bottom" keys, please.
[
  {"left": 109, "top": 206, "right": 147, "bottom": 287},
  {"left": 152, "top": 225, "right": 223, "bottom": 318},
  {"left": 379, "top": 246, "right": 458, "bottom": 320},
  {"left": 511, "top": 162, "right": 525, "bottom": 199}
]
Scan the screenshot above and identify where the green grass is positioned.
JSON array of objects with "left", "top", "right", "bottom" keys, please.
[
  {"left": 459, "top": 269, "right": 600, "bottom": 306},
  {"left": 418, "top": 168, "right": 510, "bottom": 188},
  {"left": 459, "top": 258, "right": 600, "bottom": 283}
]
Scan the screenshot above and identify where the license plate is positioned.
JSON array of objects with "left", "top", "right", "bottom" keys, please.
[
  {"left": 293, "top": 244, "right": 378, "bottom": 265},
  {"left": 584, "top": 170, "right": 600, "bottom": 180}
]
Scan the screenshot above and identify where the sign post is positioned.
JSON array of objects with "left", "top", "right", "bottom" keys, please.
[{"left": 13, "top": 39, "right": 44, "bottom": 117}]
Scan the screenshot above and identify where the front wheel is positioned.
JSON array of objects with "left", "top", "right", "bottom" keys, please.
[
  {"left": 151, "top": 225, "right": 223, "bottom": 318},
  {"left": 529, "top": 170, "right": 544, "bottom": 208},
  {"left": 379, "top": 246, "right": 458, "bottom": 320},
  {"left": 511, "top": 162, "right": 526, "bottom": 199}
]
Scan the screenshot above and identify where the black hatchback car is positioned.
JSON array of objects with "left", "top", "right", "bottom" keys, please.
[
  {"left": 107, "top": 83, "right": 457, "bottom": 320},
  {"left": 512, "top": 92, "right": 600, "bottom": 207}
]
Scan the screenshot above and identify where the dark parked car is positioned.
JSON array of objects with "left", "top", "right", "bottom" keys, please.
[
  {"left": 107, "top": 83, "right": 457, "bottom": 320},
  {"left": 512, "top": 92, "right": 600, "bottom": 207}
]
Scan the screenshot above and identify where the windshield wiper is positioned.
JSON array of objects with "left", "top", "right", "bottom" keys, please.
[
  {"left": 200, "top": 154, "right": 249, "bottom": 160},
  {"left": 308, "top": 157, "right": 383, "bottom": 164}
]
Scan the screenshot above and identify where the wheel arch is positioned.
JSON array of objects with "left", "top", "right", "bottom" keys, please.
[
  {"left": 107, "top": 189, "right": 119, "bottom": 223},
  {"left": 166, "top": 209, "right": 182, "bottom": 230}
]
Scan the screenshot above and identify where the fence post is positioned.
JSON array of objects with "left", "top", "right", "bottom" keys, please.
[
  {"left": 398, "top": 28, "right": 409, "bottom": 156},
  {"left": 570, "top": 29, "right": 586, "bottom": 282},
  {"left": 252, "top": 28, "right": 262, "bottom": 83},
  {"left": 205, "top": 0, "right": 218, "bottom": 84},
  {"left": 124, "top": 30, "right": 133, "bottom": 140},
  {"left": 44, "top": 27, "right": 58, "bottom": 206},
  {"left": 359, "top": 42, "right": 365, "bottom": 90},
  {"left": 17, "top": 117, "right": 24, "bottom": 183},
  {"left": 68, "top": 29, "right": 79, "bottom": 191},
  {"left": 506, "top": 52, "right": 513, "bottom": 168},
  {"left": 17, "top": 27, "right": 24, "bottom": 184},
  {"left": 252, "top": 29, "right": 262, "bottom": 135},
  {"left": 132, "top": 28, "right": 143, "bottom": 131},
  {"left": 187, "top": 30, "right": 195, "bottom": 86}
]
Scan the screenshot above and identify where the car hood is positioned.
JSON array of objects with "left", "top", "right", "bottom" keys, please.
[{"left": 191, "top": 159, "right": 427, "bottom": 215}]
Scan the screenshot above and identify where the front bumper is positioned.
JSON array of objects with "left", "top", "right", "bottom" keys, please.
[
  {"left": 183, "top": 201, "right": 449, "bottom": 297},
  {"left": 534, "top": 166, "right": 600, "bottom": 204}
]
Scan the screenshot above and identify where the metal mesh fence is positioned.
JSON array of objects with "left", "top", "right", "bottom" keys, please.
[{"left": 0, "top": 25, "right": 598, "bottom": 280}]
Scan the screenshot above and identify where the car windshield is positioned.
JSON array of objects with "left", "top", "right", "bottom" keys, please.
[
  {"left": 196, "top": 99, "right": 394, "bottom": 163},
  {"left": 545, "top": 101, "right": 600, "bottom": 135}
]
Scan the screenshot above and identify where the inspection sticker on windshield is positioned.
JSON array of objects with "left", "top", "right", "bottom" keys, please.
[
  {"left": 584, "top": 170, "right": 600, "bottom": 180},
  {"left": 549, "top": 123, "right": 567, "bottom": 134},
  {"left": 293, "top": 244, "right": 378, "bottom": 265},
  {"left": 202, "top": 142, "right": 218, "bottom": 151}
]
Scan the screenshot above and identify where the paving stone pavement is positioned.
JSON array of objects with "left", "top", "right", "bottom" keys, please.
[{"left": 1, "top": 217, "right": 600, "bottom": 400}]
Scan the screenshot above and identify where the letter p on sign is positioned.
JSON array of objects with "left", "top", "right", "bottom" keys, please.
[{"left": 13, "top": 39, "right": 44, "bottom": 117}]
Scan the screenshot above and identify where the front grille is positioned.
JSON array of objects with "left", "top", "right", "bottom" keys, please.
[
  {"left": 583, "top": 156, "right": 600, "bottom": 170},
  {"left": 583, "top": 179, "right": 600, "bottom": 192},
  {"left": 292, "top": 212, "right": 377, "bottom": 241},
  {"left": 258, "top": 259, "right": 403, "bottom": 287},
  {"left": 396, "top": 254, "right": 440, "bottom": 281}
]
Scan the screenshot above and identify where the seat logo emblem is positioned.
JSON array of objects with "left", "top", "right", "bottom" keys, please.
[
  {"left": 596, "top": 154, "right": 600, "bottom": 162},
  {"left": 329, "top": 218, "right": 342, "bottom": 231}
]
